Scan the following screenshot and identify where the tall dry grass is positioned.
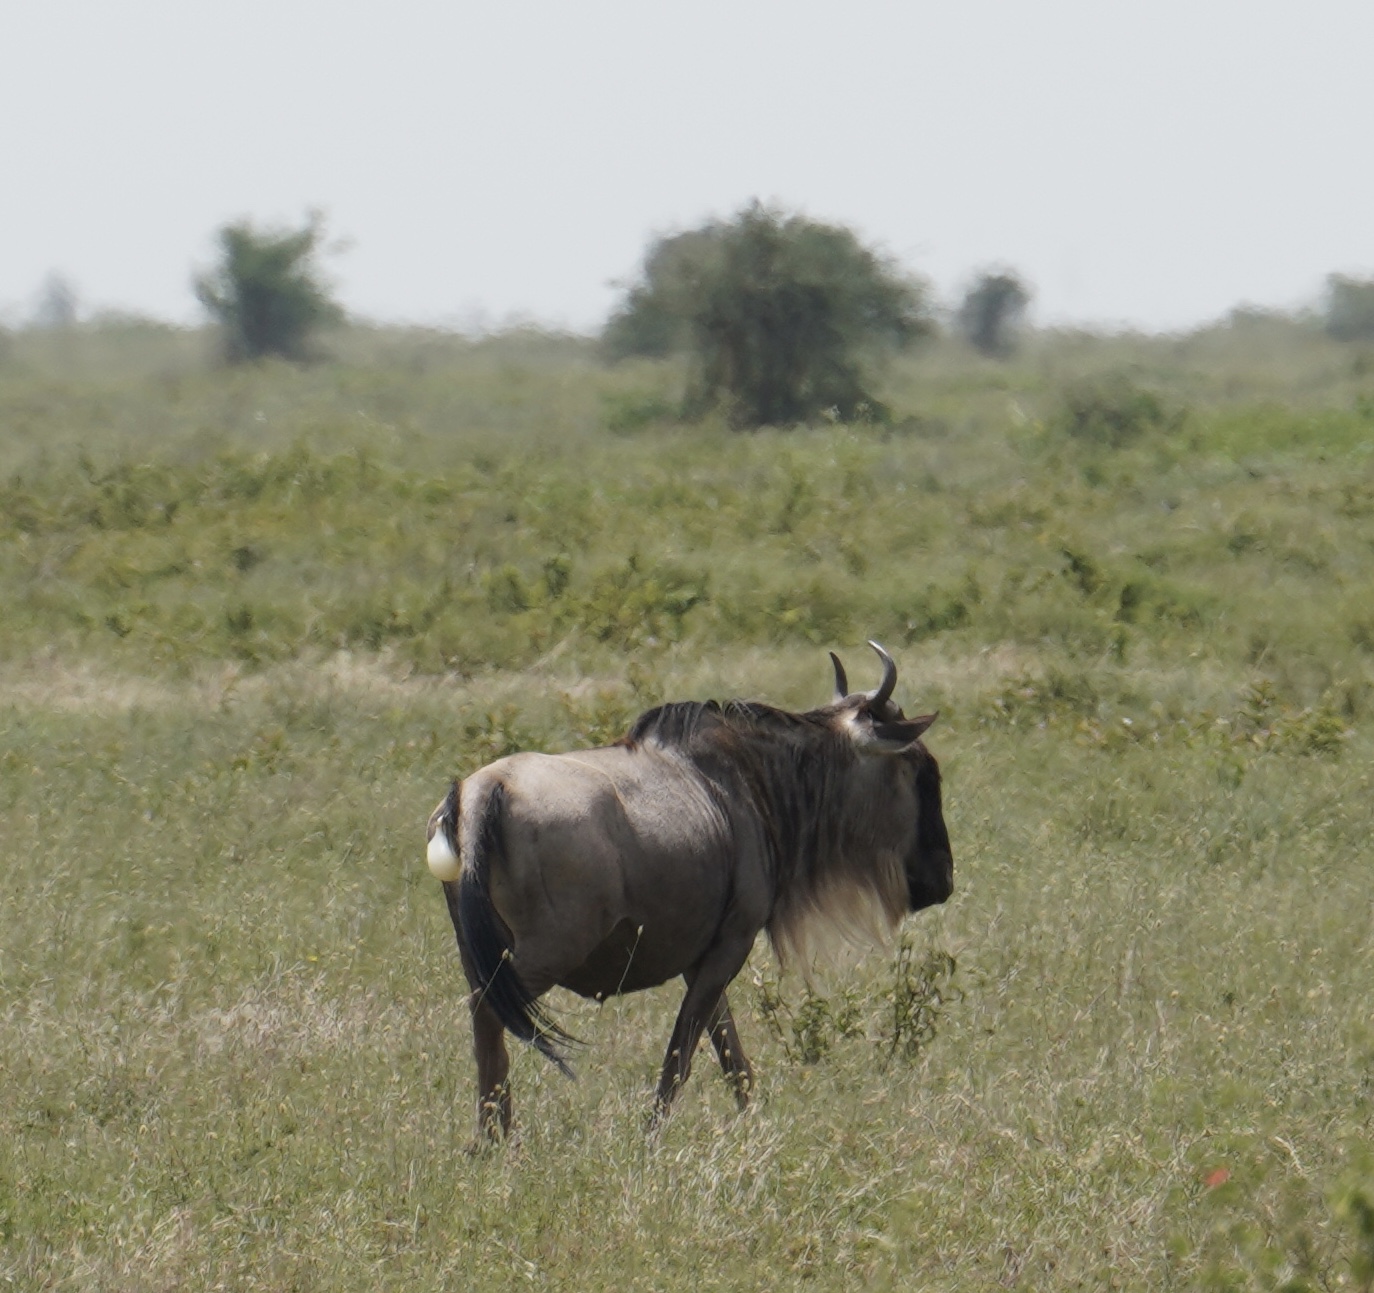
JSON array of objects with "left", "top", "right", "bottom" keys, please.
[{"left": 2, "top": 318, "right": 1373, "bottom": 1289}]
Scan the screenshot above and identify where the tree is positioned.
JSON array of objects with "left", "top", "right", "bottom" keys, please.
[
  {"left": 956, "top": 269, "right": 1030, "bottom": 358},
  {"left": 1324, "top": 273, "right": 1374, "bottom": 342},
  {"left": 603, "top": 227, "right": 718, "bottom": 361},
  {"left": 32, "top": 272, "right": 79, "bottom": 329},
  {"left": 606, "top": 203, "right": 931, "bottom": 427},
  {"left": 194, "top": 214, "right": 343, "bottom": 361}
]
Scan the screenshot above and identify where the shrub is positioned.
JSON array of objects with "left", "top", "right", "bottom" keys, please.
[
  {"left": 31, "top": 272, "right": 79, "bottom": 330},
  {"left": 600, "top": 389, "right": 676, "bottom": 434},
  {"left": 1332, "top": 1170, "right": 1374, "bottom": 1292},
  {"left": 755, "top": 974, "right": 863, "bottom": 1064},
  {"left": 955, "top": 269, "right": 1030, "bottom": 358},
  {"left": 194, "top": 214, "right": 343, "bottom": 362},
  {"left": 605, "top": 202, "right": 931, "bottom": 428},
  {"left": 575, "top": 554, "right": 708, "bottom": 648},
  {"left": 602, "top": 227, "right": 719, "bottom": 360},
  {"left": 1054, "top": 374, "right": 1180, "bottom": 447},
  {"left": 1324, "top": 273, "right": 1374, "bottom": 342},
  {"left": 885, "top": 941, "right": 958, "bottom": 1064}
]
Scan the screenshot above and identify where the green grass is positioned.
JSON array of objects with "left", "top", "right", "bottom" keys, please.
[{"left": 2, "top": 320, "right": 1374, "bottom": 1289}]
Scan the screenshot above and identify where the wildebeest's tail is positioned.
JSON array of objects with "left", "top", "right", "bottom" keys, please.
[{"left": 446, "top": 780, "right": 577, "bottom": 1078}]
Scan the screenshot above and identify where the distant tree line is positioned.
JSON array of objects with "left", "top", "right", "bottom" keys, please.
[{"left": 16, "top": 202, "right": 1373, "bottom": 426}]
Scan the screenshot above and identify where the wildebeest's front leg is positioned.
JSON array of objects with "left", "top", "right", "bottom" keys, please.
[
  {"left": 706, "top": 990, "right": 754, "bottom": 1109},
  {"left": 654, "top": 930, "right": 756, "bottom": 1118}
]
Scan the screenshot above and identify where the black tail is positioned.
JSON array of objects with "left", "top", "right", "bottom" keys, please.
[{"left": 453, "top": 782, "right": 578, "bottom": 1077}]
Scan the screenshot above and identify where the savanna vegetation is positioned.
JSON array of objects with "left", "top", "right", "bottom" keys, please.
[{"left": 2, "top": 311, "right": 1374, "bottom": 1290}]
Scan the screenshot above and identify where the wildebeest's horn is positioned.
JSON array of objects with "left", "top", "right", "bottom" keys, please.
[
  {"left": 867, "top": 640, "right": 897, "bottom": 711},
  {"left": 829, "top": 651, "right": 850, "bottom": 703}
]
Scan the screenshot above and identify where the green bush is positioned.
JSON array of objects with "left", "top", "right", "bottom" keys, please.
[
  {"left": 1054, "top": 373, "right": 1181, "bottom": 446},
  {"left": 885, "top": 941, "right": 959, "bottom": 1064},
  {"left": 194, "top": 214, "right": 343, "bottom": 362},
  {"left": 755, "top": 974, "right": 864, "bottom": 1064},
  {"left": 602, "top": 227, "right": 718, "bottom": 360},
  {"left": 575, "top": 554, "right": 708, "bottom": 648},
  {"left": 1324, "top": 273, "right": 1374, "bottom": 342},
  {"left": 605, "top": 202, "right": 931, "bottom": 428},
  {"left": 955, "top": 269, "right": 1031, "bottom": 358},
  {"left": 600, "top": 389, "right": 677, "bottom": 434}
]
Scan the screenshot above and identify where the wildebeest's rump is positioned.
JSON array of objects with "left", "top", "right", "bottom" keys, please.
[{"left": 425, "top": 642, "right": 953, "bottom": 1137}]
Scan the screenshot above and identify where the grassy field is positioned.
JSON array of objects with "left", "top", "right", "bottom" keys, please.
[{"left": 2, "top": 318, "right": 1374, "bottom": 1290}]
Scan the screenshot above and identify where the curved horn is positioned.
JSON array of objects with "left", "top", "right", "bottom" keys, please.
[
  {"left": 829, "top": 651, "right": 850, "bottom": 703},
  {"left": 867, "top": 640, "right": 898, "bottom": 711}
]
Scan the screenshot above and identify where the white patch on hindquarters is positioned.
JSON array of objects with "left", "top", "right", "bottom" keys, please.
[{"left": 426, "top": 822, "right": 461, "bottom": 882}]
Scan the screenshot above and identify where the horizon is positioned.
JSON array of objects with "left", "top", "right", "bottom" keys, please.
[{"left": 2, "top": 258, "right": 1343, "bottom": 344}]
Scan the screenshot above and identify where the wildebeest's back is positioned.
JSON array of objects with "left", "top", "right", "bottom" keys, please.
[{"left": 463, "top": 746, "right": 759, "bottom": 998}]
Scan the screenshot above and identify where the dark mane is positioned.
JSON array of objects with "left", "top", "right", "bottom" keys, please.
[
  {"left": 624, "top": 697, "right": 835, "bottom": 752},
  {"left": 623, "top": 699, "right": 722, "bottom": 749}
]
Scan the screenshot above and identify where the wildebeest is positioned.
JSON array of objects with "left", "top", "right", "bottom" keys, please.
[{"left": 425, "top": 642, "right": 952, "bottom": 1137}]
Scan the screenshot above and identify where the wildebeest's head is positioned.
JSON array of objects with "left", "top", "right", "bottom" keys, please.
[{"left": 826, "top": 641, "right": 953, "bottom": 913}]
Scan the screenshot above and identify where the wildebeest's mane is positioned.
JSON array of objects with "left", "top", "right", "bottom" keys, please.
[
  {"left": 624, "top": 697, "right": 835, "bottom": 751},
  {"left": 626, "top": 697, "right": 909, "bottom": 963}
]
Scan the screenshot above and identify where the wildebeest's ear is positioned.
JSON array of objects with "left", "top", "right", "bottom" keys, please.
[{"left": 866, "top": 712, "right": 938, "bottom": 751}]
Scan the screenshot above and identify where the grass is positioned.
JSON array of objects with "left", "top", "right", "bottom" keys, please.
[{"left": 2, "top": 319, "right": 1374, "bottom": 1289}]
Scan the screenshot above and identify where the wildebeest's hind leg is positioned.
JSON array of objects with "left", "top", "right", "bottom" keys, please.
[
  {"left": 470, "top": 997, "right": 513, "bottom": 1140},
  {"left": 706, "top": 991, "right": 754, "bottom": 1109},
  {"left": 442, "top": 878, "right": 513, "bottom": 1140},
  {"left": 654, "top": 929, "right": 757, "bottom": 1120}
]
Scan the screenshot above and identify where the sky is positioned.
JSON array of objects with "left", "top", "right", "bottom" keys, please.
[{"left": 4, "top": 0, "right": 1373, "bottom": 335}]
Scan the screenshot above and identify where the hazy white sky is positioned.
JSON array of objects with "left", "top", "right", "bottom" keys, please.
[{"left": 4, "top": 0, "right": 1373, "bottom": 333}]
